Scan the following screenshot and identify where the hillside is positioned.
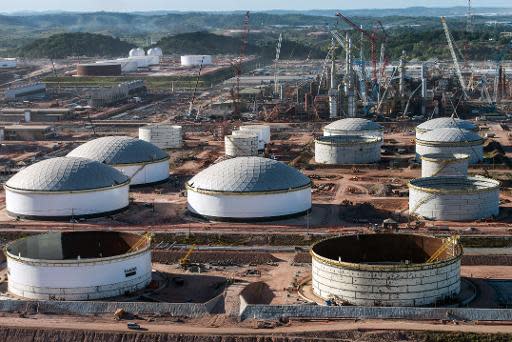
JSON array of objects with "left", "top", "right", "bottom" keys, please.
[{"left": 18, "top": 32, "right": 135, "bottom": 58}]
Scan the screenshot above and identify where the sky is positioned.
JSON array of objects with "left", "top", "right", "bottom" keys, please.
[{"left": 2, "top": 0, "right": 512, "bottom": 12}]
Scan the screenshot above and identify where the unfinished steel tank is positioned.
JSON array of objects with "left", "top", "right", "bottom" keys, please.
[
  {"left": 415, "top": 128, "right": 484, "bottom": 163},
  {"left": 314, "top": 135, "right": 382, "bottom": 164},
  {"left": 408, "top": 176, "right": 500, "bottom": 221},
  {"left": 311, "top": 234, "right": 462, "bottom": 306},
  {"left": 5, "top": 231, "right": 151, "bottom": 300},
  {"left": 238, "top": 125, "right": 271, "bottom": 150},
  {"left": 139, "top": 124, "right": 183, "bottom": 149},
  {"left": 225, "top": 132, "right": 259, "bottom": 157},
  {"left": 323, "top": 118, "right": 383, "bottom": 138},
  {"left": 421, "top": 153, "right": 469, "bottom": 177}
]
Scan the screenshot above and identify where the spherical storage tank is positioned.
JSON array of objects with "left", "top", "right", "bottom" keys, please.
[
  {"left": 421, "top": 153, "right": 469, "bottom": 178},
  {"left": 416, "top": 117, "right": 477, "bottom": 139},
  {"left": 186, "top": 157, "right": 312, "bottom": 221},
  {"left": 4, "top": 157, "right": 129, "bottom": 220},
  {"left": 147, "top": 47, "right": 163, "bottom": 57},
  {"left": 238, "top": 125, "right": 271, "bottom": 150},
  {"left": 181, "top": 55, "right": 213, "bottom": 67},
  {"left": 315, "top": 135, "right": 382, "bottom": 165},
  {"left": 408, "top": 176, "right": 500, "bottom": 221},
  {"left": 139, "top": 124, "right": 183, "bottom": 149},
  {"left": 68, "top": 136, "right": 170, "bottom": 186},
  {"left": 311, "top": 234, "right": 462, "bottom": 306},
  {"left": 129, "top": 48, "right": 146, "bottom": 57},
  {"left": 225, "top": 132, "right": 258, "bottom": 157},
  {"left": 323, "top": 118, "right": 383, "bottom": 138},
  {"left": 415, "top": 128, "right": 484, "bottom": 163},
  {"left": 5, "top": 231, "right": 151, "bottom": 300}
]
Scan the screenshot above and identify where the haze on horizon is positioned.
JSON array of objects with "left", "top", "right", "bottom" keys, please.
[{"left": 2, "top": 0, "right": 512, "bottom": 13}]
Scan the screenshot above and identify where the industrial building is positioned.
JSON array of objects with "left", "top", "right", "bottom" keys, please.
[
  {"left": 0, "top": 58, "right": 16, "bottom": 68},
  {"left": 67, "top": 136, "right": 170, "bottom": 186},
  {"left": 415, "top": 128, "right": 484, "bottom": 163},
  {"left": 238, "top": 125, "right": 271, "bottom": 150},
  {"left": 311, "top": 234, "right": 462, "bottom": 306},
  {"left": 186, "top": 157, "right": 312, "bottom": 221},
  {"left": 225, "top": 132, "right": 259, "bottom": 157},
  {"left": 4, "top": 157, "right": 130, "bottom": 219},
  {"left": 76, "top": 63, "right": 122, "bottom": 76},
  {"left": 416, "top": 117, "right": 478, "bottom": 138},
  {"left": 4, "top": 83, "right": 46, "bottom": 101},
  {"left": 139, "top": 124, "right": 183, "bottom": 149},
  {"left": 5, "top": 231, "right": 151, "bottom": 300},
  {"left": 181, "top": 55, "right": 213, "bottom": 67},
  {"left": 314, "top": 135, "right": 382, "bottom": 165},
  {"left": 323, "top": 118, "right": 384, "bottom": 138},
  {"left": 408, "top": 176, "right": 500, "bottom": 221},
  {"left": 0, "top": 125, "right": 55, "bottom": 141},
  {"left": 0, "top": 108, "right": 74, "bottom": 122},
  {"left": 421, "top": 153, "right": 469, "bottom": 177},
  {"left": 88, "top": 80, "right": 146, "bottom": 107}
]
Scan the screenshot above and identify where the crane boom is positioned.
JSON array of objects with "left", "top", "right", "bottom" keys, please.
[
  {"left": 440, "top": 16, "right": 468, "bottom": 99},
  {"left": 274, "top": 33, "right": 283, "bottom": 96}
]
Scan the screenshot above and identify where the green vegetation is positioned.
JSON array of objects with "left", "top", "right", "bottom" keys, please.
[{"left": 18, "top": 32, "right": 135, "bottom": 58}]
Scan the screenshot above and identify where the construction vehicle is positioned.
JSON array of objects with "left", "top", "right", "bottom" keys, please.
[
  {"left": 179, "top": 244, "right": 196, "bottom": 269},
  {"left": 427, "top": 235, "right": 460, "bottom": 263}
]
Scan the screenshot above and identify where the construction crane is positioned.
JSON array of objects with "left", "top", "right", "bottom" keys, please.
[
  {"left": 273, "top": 33, "right": 283, "bottom": 97},
  {"left": 375, "top": 20, "right": 389, "bottom": 82},
  {"left": 440, "top": 16, "right": 469, "bottom": 100},
  {"left": 427, "top": 235, "right": 460, "bottom": 263},
  {"left": 179, "top": 244, "right": 196, "bottom": 269},
  {"left": 336, "top": 12, "right": 379, "bottom": 81},
  {"left": 232, "top": 11, "right": 250, "bottom": 118},
  {"left": 188, "top": 57, "right": 205, "bottom": 120}
]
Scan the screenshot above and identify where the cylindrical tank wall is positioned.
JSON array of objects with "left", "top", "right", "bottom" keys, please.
[
  {"left": 180, "top": 55, "right": 213, "bottom": 66},
  {"left": 139, "top": 125, "right": 183, "bottom": 149},
  {"left": 315, "top": 136, "right": 382, "bottom": 165},
  {"left": 186, "top": 187, "right": 311, "bottom": 220},
  {"left": 312, "top": 257, "right": 461, "bottom": 306},
  {"left": 114, "top": 160, "right": 169, "bottom": 185},
  {"left": 7, "top": 250, "right": 151, "bottom": 300},
  {"left": 408, "top": 177, "right": 500, "bottom": 221},
  {"left": 415, "top": 143, "right": 483, "bottom": 164},
  {"left": 77, "top": 64, "right": 122, "bottom": 76},
  {"left": 225, "top": 133, "right": 259, "bottom": 157},
  {"left": 421, "top": 154, "right": 469, "bottom": 177},
  {"left": 238, "top": 125, "right": 271, "bottom": 150},
  {"left": 5, "top": 185, "right": 129, "bottom": 219}
]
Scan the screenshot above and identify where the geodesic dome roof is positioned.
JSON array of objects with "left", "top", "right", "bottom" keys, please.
[
  {"left": 324, "top": 118, "right": 383, "bottom": 132},
  {"left": 417, "top": 117, "right": 477, "bottom": 131},
  {"left": 417, "top": 128, "right": 483, "bottom": 144}
]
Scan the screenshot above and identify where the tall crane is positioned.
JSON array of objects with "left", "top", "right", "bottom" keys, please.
[
  {"left": 441, "top": 16, "right": 469, "bottom": 100},
  {"left": 232, "top": 11, "right": 250, "bottom": 118},
  {"left": 336, "top": 12, "right": 379, "bottom": 81},
  {"left": 274, "top": 33, "right": 283, "bottom": 96}
]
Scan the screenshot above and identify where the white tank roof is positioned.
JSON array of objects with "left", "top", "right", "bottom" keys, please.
[
  {"left": 187, "top": 157, "right": 310, "bottom": 193},
  {"left": 147, "top": 47, "right": 163, "bottom": 56},
  {"left": 67, "top": 136, "right": 168, "bottom": 165},
  {"left": 5, "top": 157, "right": 129, "bottom": 192},
  {"left": 129, "top": 48, "right": 145, "bottom": 57},
  {"left": 417, "top": 117, "right": 477, "bottom": 131},
  {"left": 417, "top": 128, "right": 483, "bottom": 143},
  {"left": 324, "top": 118, "right": 383, "bottom": 132}
]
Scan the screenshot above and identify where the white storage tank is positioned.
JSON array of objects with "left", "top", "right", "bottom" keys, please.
[
  {"left": 311, "top": 234, "right": 462, "bottom": 307},
  {"left": 180, "top": 55, "right": 213, "bottom": 67},
  {"left": 139, "top": 124, "right": 183, "bottom": 149},
  {"left": 225, "top": 132, "right": 258, "bottom": 157},
  {"left": 4, "top": 157, "right": 130, "bottom": 219},
  {"left": 238, "top": 125, "right": 271, "bottom": 150},
  {"left": 416, "top": 117, "right": 477, "bottom": 139},
  {"left": 67, "top": 136, "right": 170, "bottom": 186},
  {"left": 408, "top": 176, "right": 500, "bottom": 221},
  {"left": 129, "top": 48, "right": 145, "bottom": 57},
  {"left": 415, "top": 128, "right": 484, "bottom": 163},
  {"left": 186, "top": 157, "right": 312, "bottom": 221},
  {"left": 315, "top": 135, "right": 382, "bottom": 165},
  {"left": 5, "top": 231, "right": 151, "bottom": 300},
  {"left": 421, "top": 153, "right": 469, "bottom": 178},
  {"left": 323, "top": 118, "right": 383, "bottom": 138}
]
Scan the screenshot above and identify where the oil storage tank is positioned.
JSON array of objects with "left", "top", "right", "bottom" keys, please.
[
  {"left": 5, "top": 231, "right": 151, "bottom": 300},
  {"left": 315, "top": 135, "right": 382, "bottom": 164},
  {"left": 415, "top": 128, "right": 484, "bottom": 163},
  {"left": 323, "top": 118, "right": 383, "bottom": 138},
  {"left": 408, "top": 176, "right": 500, "bottom": 221},
  {"left": 139, "top": 124, "right": 183, "bottom": 149},
  {"left": 77, "top": 63, "right": 122, "bottom": 76},
  {"left": 225, "top": 132, "right": 259, "bottom": 157},
  {"left": 311, "top": 234, "right": 462, "bottom": 306},
  {"left": 421, "top": 153, "right": 469, "bottom": 177},
  {"left": 416, "top": 117, "right": 477, "bottom": 139},
  {"left": 4, "top": 157, "right": 129, "bottom": 219},
  {"left": 68, "top": 136, "right": 169, "bottom": 186},
  {"left": 238, "top": 125, "right": 271, "bottom": 150},
  {"left": 186, "top": 157, "right": 311, "bottom": 221}
]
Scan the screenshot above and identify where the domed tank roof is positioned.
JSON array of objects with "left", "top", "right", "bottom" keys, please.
[
  {"left": 67, "top": 136, "right": 169, "bottom": 165},
  {"left": 148, "top": 47, "right": 163, "bottom": 56},
  {"left": 187, "top": 157, "right": 311, "bottom": 193},
  {"left": 5, "top": 157, "right": 129, "bottom": 192},
  {"left": 417, "top": 128, "right": 483, "bottom": 143},
  {"left": 129, "top": 48, "right": 145, "bottom": 57},
  {"left": 417, "top": 117, "right": 477, "bottom": 131},
  {"left": 324, "top": 118, "right": 383, "bottom": 132}
]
